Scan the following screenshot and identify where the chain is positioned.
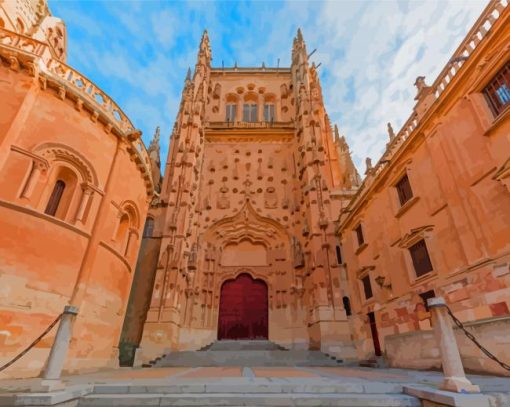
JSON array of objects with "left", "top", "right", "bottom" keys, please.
[
  {"left": 0, "top": 313, "right": 63, "bottom": 373},
  {"left": 445, "top": 305, "right": 510, "bottom": 371}
]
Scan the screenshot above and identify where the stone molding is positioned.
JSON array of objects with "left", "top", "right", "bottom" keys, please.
[
  {"left": 0, "top": 197, "right": 91, "bottom": 239},
  {"left": 98, "top": 240, "right": 133, "bottom": 273}
]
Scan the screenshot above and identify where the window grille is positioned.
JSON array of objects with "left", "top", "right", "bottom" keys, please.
[
  {"left": 264, "top": 104, "right": 275, "bottom": 122},
  {"left": 243, "top": 103, "right": 257, "bottom": 122},
  {"left": 409, "top": 239, "right": 433, "bottom": 277},
  {"left": 483, "top": 61, "right": 510, "bottom": 117},
  {"left": 396, "top": 174, "right": 413, "bottom": 206},
  {"left": 225, "top": 104, "right": 236, "bottom": 122}
]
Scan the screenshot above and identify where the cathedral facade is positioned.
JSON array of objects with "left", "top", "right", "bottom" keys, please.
[
  {"left": 0, "top": 0, "right": 509, "bottom": 381},
  {"left": 125, "top": 30, "right": 362, "bottom": 366}
]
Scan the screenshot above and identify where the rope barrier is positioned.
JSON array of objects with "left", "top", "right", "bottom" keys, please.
[
  {"left": 0, "top": 313, "right": 63, "bottom": 373},
  {"left": 446, "top": 305, "right": 510, "bottom": 371}
]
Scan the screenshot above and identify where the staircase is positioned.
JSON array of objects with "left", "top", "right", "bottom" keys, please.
[
  {"left": 145, "top": 340, "right": 344, "bottom": 367},
  {"left": 79, "top": 341, "right": 421, "bottom": 406},
  {"left": 79, "top": 380, "right": 420, "bottom": 406}
]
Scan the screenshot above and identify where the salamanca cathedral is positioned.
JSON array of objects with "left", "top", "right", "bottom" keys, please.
[{"left": 0, "top": 0, "right": 510, "bottom": 404}]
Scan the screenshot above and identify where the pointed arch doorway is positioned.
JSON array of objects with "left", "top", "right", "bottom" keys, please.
[{"left": 218, "top": 273, "right": 268, "bottom": 340}]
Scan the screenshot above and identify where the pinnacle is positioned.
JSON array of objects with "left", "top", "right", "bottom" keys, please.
[
  {"left": 185, "top": 67, "right": 191, "bottom": 81},
  {"left": 334, "top": 124, "right": 340, "bottom": 142},
  {"left": 200, "top": 28, "right": 210, "bottom": 48},
  {"left": 297, "top": 27, "right": 303, "bottom": 42}
]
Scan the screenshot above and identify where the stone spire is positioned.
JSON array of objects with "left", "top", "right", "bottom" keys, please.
[
  {"left": 291, "top": 28, "right": 310, "bottom": 98},
  {"left": 191, "top": 30, "right": 212, "bottom": 105},
  {"left": 334, "top": 126, "right": 361, "bottom": 190},
  {"left": 148, "top": 126, "right": 162, "bottom": 193},
  {"left": 196, "top": 29, "right": 212, "bottom": 68}
]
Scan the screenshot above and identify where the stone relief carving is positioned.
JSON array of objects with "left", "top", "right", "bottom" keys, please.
[
  {"left": 264, "top": 187, "right": 278, "bottom": 209},
  {"left": 292, "top": 236, "right": 304, "bottom": 268},
  {"left": 217, "top": 184, "right": 230, "bottom": 209}
]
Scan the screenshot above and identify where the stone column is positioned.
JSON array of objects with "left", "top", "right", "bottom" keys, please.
[
  {"left": 427, "top": 297, "right": 480, "bottom": 393},
  {"left": 258, "top": 94, "right": 264, "bottom": 122},
  {"left": 33, "top": 305, "right": 79, "bottom": 392},
  {"left": 236, "top": 98, "right": 242, "bottom": 122},
  {"left": 21, "top": 160, "right": 47, "bottom": 199},
  {"left": 75, "top": 183, "right": 93, "bottom": 223}
]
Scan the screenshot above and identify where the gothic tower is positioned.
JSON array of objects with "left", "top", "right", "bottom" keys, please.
[{"left": 124, "top": 30, "right": 361, "bottom": 365}]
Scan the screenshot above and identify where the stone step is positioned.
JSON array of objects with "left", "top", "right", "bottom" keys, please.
[
  {"left": 91, "top": 381, "right": 405, "bottom": 394},
  {"left": 207, "top": 340, "right": 285, "bottom": 351},
  {"left": 79, "top": 393, "right": 421, "bottom": 407},
  {"left": 153, "top": 350, "right": 341, "bottom": 367}
]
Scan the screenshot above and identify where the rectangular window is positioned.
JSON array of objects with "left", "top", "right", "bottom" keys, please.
[
  {"left": 243, "top": 103, "right": 257, "bottom": 122},
  {"left": 355, "top": 224, "right": 364, "bottom": 246},
  {"left": 225, "top": 104, "right": 236, "bottom": 122},
  {"left": 264, "top": 104, "right": 275, "bottom": 122},
  {"left": 396, "top": 174, "right": 413, "bottom": 206},
  {"left": 362, "top": 275, "right": 373, "bottom": 299},
  {"left": 335, "top": 245, "right": 343, "bottom": 264},
  {"left": 483, "top": 61, "right": 510, "bottom": 117},
  {"left": 409, "top": 239, "right": 433, "bottom": 277}
]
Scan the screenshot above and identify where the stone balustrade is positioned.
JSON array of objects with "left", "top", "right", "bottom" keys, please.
[
  {"left": 0, "top": 29, "right": 50, "bottom": 59},
  {"left": 342, "top": 0, "right": 508, "bottom": 215},
  {"left": 206, "top": 120, "right": 294, "bottom": 130},
  {"left": 0, "top": 27, "right": 154, "bottom": 195}
]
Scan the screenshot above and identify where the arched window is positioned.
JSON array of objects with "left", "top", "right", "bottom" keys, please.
[
  {"left": 343, "top": 296, "right": 352, "bottom": 316},
  {"left": 225, "top": 104, "right": 236, "bottom": 122},
  {"left": 116, "top": 213, "right": 130, "bottom": 244},
  {"left": 43, "top": 166, "right": 78, "bottom": 220},
  {"left": 45, "top": 180, "right": 65, "bottom": 216},
  {"left": 243, "top": 103, "right": 257, "bottom": 122},
  {"left": 243, "top": 93, "right": 258, "bottom": 122},
  {"left": 143, "top": 217, "right": 154, "bottom": 238},
  {"left": 263, "top": 103, "right": 275, "bottom": 122}
]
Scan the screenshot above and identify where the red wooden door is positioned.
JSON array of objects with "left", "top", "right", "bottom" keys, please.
[
  {"left": 368, "top": 312, "right": 382, "bottom": 356},
  {"left": 218, "top": 274, "right": 268, "bottom": 340}
]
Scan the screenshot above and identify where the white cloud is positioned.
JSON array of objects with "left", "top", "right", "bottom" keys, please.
[{"left": 53, "top": 0, "right": 489, "bottom": 173}]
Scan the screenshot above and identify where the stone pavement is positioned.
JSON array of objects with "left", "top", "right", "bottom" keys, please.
[{"left": 0, "top": 366, "right": 509, "bottom": 406}]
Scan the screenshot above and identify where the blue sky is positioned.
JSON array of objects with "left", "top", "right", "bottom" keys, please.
[{"left": 49, "top": 0, "right": 487, "bottom": 171}]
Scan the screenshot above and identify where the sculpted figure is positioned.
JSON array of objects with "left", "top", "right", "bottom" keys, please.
[
  {"left": 387, "top": 122, "right": 395, "bottom": 141},
  {"left": 264, "top": 187, "right": 278, "bottom": 208},
  {"left": 292, "top": 236, "right": 304, "bottom": 268}
]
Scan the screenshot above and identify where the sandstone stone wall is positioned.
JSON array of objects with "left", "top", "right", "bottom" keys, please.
[
  {"left": 0, "top": 51, "right": 151, "bottom": 378},
  {"left": 337, "top": 5, "right": 510, "bottom": 376},
  {"left": 385, "top": 317, "right": 510, "bottom": 376}
]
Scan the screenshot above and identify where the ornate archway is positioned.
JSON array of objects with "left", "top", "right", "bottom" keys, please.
[{"left": 218, "top": 273, "right": 268, "bottom": 340}]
